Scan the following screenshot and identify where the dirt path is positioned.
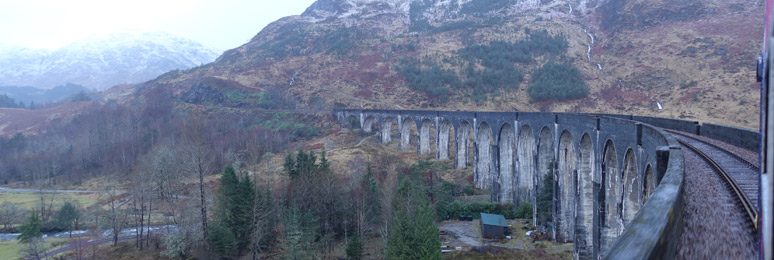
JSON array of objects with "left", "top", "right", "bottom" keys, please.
[
  {"left": 29, "top": 236, "right": 134, "bottom": 260},
  {"left": 0, "top": 186, "right": 190, "bottom": 199},
  {"left": 439, "top": 221, "right": 482, "bottom": 247},
  {"left": 440, "top": 220, "right": 574, "bottom": 252},
  {"left": 326, "top": 133, "right": 378, "bottom": 155},
  {"left": 0, "top": 186, "right": 123, "bottom": 194}
]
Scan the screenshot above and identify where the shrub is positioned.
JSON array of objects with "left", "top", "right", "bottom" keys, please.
[
  {"left": 346, "top": 233, "right": 363, "bottom": 260},
  {"left": 256, "top": 88, "right": 295, "bottom": 109},
  {"left": 436, "top": 200, "right": 519, "bottom": 221},
  {"left": 258, "top": 113, "right": 321, "bottom": 140},
  {"left": 432, "top": 21, "right": 478, "bottom": 33},
  {"left": 321, "top": 27, "right": 361, "bottom": 56},
  {"left": 459, "top": 0, "right": 516, "bottom": 16},
  {"left": 397, "top": 29, "right": 569, "bottom": 103},
  {"left": 528, "top": 62, "right": 589, "bottom": 101},
  {"left": 409, "top": 0, "right": 434, "bottom": 32},
  {"left": 397, "top": 61, "right": 459, "bottom": 103},
  {"left": 258, "top": 25, "right": 308, "bottom": 59},
  {"left": 459, "top": 29, "right": 567, "bottom": 65},
  {"left": 514, "top": 202, "right": 533, "bottom": 219}
]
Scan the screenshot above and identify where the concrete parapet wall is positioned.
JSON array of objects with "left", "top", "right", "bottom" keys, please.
[
  {"left": 631, "top": 116, "right": 700, "bottom": 135},
  {"left": 700, "top": 123, "right": 760, "bottom": 152},
  {"left": 604, "top": 128, "right": 684, "bottom": 260}
]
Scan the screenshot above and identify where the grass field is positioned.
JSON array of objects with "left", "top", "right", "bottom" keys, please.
[
  {"left": 0, "top": 191, "right": 98, "bottom": 210},
  {"left": 0, "top": 238, "right": 68, "bottom": 260}
]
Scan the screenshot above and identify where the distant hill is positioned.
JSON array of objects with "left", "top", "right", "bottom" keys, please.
[
  {"left": 0, "top": 84, "right": 91, "bottom": 105},
  {"left": 0, "top": 93, "right": 23, "bottom": 108},
  {"left": 0, "top": 31, "right": 221, "bottom": 90}
]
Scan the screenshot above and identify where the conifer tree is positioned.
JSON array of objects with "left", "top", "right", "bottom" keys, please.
[
  {"left": 56, "top": 202, "right": 79, "bottom": 237},
  {"left": 386, "top": 179, "right": 440, "bottom": 260},
  {"left": 251, "top": 182, "right": 276, "bottom": 257},
  {"left": 258, "top": 183, "right": 276, "bottom": 249},
  {"left": 537, "top": 162, "right": 554, "bottom": 225},
  {"left": 18, "top": 210, "right": 42, "bottom": 244},
  {"left": 295, "top": 150, "right": 317, "bottom": 177},
  {"left": 355, "top": 165, "right": 382, "bottom": 235},
  {"left": 284, "top": 153, "right": 296, "bottom": 177},
  {"left": 217, "top": 165, "right": 239, "bottom": 227},
  {"left": 213, "top": 165, "right": 258, "bottom": 257},
  {"left": 346, "top": 233, "right": 363, "bottom": 260},
  {"left": 210, "top": 223, "right": 236, "bottom": 259},
  {"left": 234, "top": 172, "right": 256, "bottom": 252},
  {"left": 318, "top": 150, "right": 330, "bottom": 172},
  {"left": 279, "top": 206, "right": 315, "bottom": 260}
]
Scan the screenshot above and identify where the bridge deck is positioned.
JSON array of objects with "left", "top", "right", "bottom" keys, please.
[{"left": 673, "top": 132, "right": 758, "bottom": 259}]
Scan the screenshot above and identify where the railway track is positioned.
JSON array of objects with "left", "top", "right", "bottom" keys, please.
[{"left": 667, "top": 130, "right": 759, "bottom": 229}]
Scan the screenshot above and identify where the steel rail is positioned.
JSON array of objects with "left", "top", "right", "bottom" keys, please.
[
  {"left": 664, "top": 129, "right": 759, "bottom": 171},
  {"left": 677, "top": 139, "right": 758, "bottom": 229}
]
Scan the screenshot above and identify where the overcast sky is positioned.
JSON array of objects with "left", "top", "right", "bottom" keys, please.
[{"left": 0, "top": 0, "right": 318, "bottom": 51}]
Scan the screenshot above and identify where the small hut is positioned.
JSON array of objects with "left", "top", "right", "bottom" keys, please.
[{"left": 480, "top": 213, "right": 509, "bottom": 239}]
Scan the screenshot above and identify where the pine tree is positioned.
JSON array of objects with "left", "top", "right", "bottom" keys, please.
[
  {"left": 210, "top": 223, "right": 236, "bottom": 259},
  {"left": 284, "top": 153, "right": 297, "bottom": 177},
  {"left": 279, "top": 206, "right": 315, "bottom": 260},
  {"left": 18, "top": 210, "right": 42, "bottom": 244},
  {"left": 537, "top": 162, "right": 554, "bottom": 225},
  {"left": 251, "top": 182, "right": 276, "bottom": 258},
  {"left": 212, "top": 165, "right": 245, "bottom": 257},
  {"left": 214, "top": 165, "right": 259, "bottom": 257},
  {"left": 295, "top": 150, "right": 317, "bottom": 177},
  {"left": 217, "top": 165, "right": 239, "bottom": 227},
  {"left": 56, "top": 202, "right": 79, "bottom": 237},
  {"left": 386, "top": 179, "right": 440, "bottom": 260},
  {"left": 346, "top": 233, "right": 363, "bottom": 260},
  {"left": 258, "top": 184, "right": 276, "bottom": 249},
  {"left": 364, "top": 165, "right": 382, "bottom": 224},
  {"left": 318, "top": 150, "right": 330, "bottom": 172},
  {"left": 234, "top": 172, "right": 256, "bottom": 252}
]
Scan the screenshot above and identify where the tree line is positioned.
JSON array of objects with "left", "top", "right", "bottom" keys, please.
[{"left": 199, "top": 153, "right": 451, "bottom": 259}]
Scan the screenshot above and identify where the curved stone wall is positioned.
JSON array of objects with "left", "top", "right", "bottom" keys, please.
[{"left": 335, "top": 109, "right": 690, "bottom": 259}]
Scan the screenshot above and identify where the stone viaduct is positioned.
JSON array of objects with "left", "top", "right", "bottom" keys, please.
[{"left": 333, "top": 109, "right": 765, "bottom": 259}]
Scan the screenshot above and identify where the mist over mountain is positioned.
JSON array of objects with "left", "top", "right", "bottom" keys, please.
[{"left": 0, "top": 31, "right": 221, "bottom": 90}]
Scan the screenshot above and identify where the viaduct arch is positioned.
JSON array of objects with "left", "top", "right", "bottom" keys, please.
[{"left": 336, "top": 109, "right": 689, "bottom": 259}]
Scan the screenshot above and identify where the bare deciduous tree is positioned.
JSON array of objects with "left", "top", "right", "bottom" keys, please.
[
  {"left": 182, "top": 113, "right": 216, "bottom": 256},
  {"left": 103, "top": 185, "right": 127, "bottom": 246}
]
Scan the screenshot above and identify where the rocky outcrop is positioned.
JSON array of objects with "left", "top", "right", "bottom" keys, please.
[{"left": 179, "top": 80, "right": 226, "bottom": 105}]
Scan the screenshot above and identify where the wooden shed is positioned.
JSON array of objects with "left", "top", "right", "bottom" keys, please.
[{"left": 480, "top": 213, "right": 509, "bottom": 239}]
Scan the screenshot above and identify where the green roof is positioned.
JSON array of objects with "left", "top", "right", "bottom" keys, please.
[{"left": 480, "top": 213, "right": 508, "bottom": 227}]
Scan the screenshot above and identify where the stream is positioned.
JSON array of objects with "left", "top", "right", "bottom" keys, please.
[{"left": 584, "top": 29, "right": 602, "bottom": 70}]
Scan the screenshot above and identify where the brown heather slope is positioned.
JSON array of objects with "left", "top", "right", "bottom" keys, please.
[
  {"left": 2, "top": 0, "right": 764, "bottom": 138},
  {"left": 0, "top": 101, "right": 98, "bottom": 136}
]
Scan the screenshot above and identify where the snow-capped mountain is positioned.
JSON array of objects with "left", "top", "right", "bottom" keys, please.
[
  {"left": 301, "top": 0, "right": 413, "bottom": 20},
  {"left": 0, "top": 32, "right": 221, "bottom": 90}
]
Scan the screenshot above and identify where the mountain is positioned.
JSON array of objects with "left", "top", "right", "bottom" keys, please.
[
  {"left": 129, "top": 0, "right": 762, "bottom": 129},
  {"left": 1, "top": 0, "right": 763, "bottom": 134},
  {"left": 0, "top": 32, "right": 221, "bottom": 90},
  {"left": 0, "top": 84, "right": 91, "bottom": 105}
]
